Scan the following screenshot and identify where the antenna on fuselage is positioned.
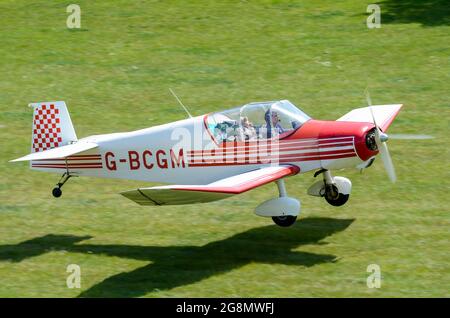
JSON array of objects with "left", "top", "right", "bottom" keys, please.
[{"left": 169, "top": 88, "right": 192, "bottom": 118}]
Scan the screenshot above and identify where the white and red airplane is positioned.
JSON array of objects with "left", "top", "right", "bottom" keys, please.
[{"left": 11, "top": 98, "right": 404, "bottom": 227}]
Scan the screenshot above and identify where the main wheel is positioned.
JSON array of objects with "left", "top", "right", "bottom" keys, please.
[
  {"left": 325, "top": 193, "right": 349, "bottom": 206},
  {"left": 272, "top": 215, "right": 297, "bottom": 227},
  {"left": 52, "top": 187, "right": 62, "bottom": 198},
  {"left": 323, "top": 184, "right": 349, "bottom": 207}
]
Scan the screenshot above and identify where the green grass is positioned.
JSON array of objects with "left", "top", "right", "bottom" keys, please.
[{"left": 0, "top": 0, "right": 449, "bottom": 297}]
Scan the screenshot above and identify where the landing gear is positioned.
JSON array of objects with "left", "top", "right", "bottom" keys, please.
[
  {"left": 309, "top": 170, "right": 351, "bottom": 207},
  {"left": 322, "top": 171, "right": 350, "bottom": 206},
  {"left": 271, "top": 179, "right": 299, "bottom": 227},
  {"left": 324, "top": 184, "right": 349, "bottom": 206},
  {"left": 52, "top": 172, "right": 71, "bottom": 198},
  {"left": 52, "top": 187, "right": 62, "bottom": 198},
  {"left": 254, "top": 179, "right": 300, "bottom": 227},
  {"left": 272, "top": 215, "right": 297, "bottom": 227}
]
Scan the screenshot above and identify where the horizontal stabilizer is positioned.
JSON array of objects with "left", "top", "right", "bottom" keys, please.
[
  {"left": 10, "top": 142, "right": 98, "bottom": 162},
  {"left": 121, "top": 165, "right": 299, "bottom": 206},
  {"left": 337, "top": 104, "right": 403, "bottom": 132}
]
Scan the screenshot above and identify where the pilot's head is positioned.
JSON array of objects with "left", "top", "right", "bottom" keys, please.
[{"left": 271, "top": 111, "right": 280, "bottom": 126}]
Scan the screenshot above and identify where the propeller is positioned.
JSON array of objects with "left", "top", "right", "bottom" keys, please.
[
  {"left": 388, "top": 134, "right": 434, "bottom": 140},
  {"left": 365, "top": 88, "right": 397, "bottom": 183}
]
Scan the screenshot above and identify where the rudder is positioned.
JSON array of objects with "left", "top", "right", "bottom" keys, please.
[{"left": 30, "top": 101, "right": 77, "bottom": 153}]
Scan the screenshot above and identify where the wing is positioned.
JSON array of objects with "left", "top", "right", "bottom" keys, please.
[
  {"left": 10, "top": 142, "right": 98, "bottom": 162},
  {"left": 121, "top": 165, "right": 300, "bottom": 206},
  {"left": 337, "top": 104, "right": 403, "bottom": 132}
]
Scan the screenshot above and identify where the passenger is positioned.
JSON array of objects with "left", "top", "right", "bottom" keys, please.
[{"left": 239, "top": 117, "right": 257, "bottom": 141}]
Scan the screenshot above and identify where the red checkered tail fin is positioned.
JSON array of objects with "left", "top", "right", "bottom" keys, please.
[
  {"left": 9, "top": 101, "right": 94, "bottom": 163},
  {"left": 28, "top": 101, "right": 78, "bottom": 153}
]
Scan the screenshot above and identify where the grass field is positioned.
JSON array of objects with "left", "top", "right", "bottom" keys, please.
[{"left": 0, "top": 0, "right": 449, "bottom": 297}]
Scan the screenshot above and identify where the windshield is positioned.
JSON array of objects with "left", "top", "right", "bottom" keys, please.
[{"left": 206, "top": 100, "right": 311, "bottom": 144}]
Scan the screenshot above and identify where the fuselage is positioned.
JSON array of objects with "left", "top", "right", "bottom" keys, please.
[{"left": 31, "top": 114, "right": 378, "bottom": 185}]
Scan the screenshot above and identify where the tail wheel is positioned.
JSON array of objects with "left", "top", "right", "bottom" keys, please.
[
  {"left": 52, "top": 187, "right": 62, "bottom": 198},
  {"left": 272, "top": 215, "right": 297, "bottom": 227}
]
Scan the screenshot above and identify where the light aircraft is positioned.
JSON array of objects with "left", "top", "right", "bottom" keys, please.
[{"left": 11, "top": 95, "right": 418, "bottom": 227}]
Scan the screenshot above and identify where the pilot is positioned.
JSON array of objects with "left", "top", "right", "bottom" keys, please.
[
  {"left": 265, "top": 110, "right": 285, "bottom": 138},
  {"left": 272, "top": 112, "right": 285, "bottom": 134}
]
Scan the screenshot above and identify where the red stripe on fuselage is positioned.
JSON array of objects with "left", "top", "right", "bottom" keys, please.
[
  {"left": 188, "top": 148, "right": 355, "bottom": 164},
  {"left": 33, "top": 158, "right": 101, "bottom": 162},
  {"left": 31, "top": 164, "right": 103, "bottom": 169},
  {"left": 188, "top": 142, "right": 354, "bottom": 158},
  {"left": 187, "top": 137, "right": 353, "bottom": 155},
  {"left": 187, "top": 153, "right": 356, "bottom": 167},
  {"left": 31, "top": 162, "right": 103, "bottom": 168}
]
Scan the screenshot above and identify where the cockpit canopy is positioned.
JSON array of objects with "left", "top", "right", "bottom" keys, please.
[{"left": 206, "top": 100, "right": 311, "bottom": 143}]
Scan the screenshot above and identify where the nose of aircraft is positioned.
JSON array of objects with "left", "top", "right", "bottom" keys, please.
[{"left": 287, "top": 120, "right": 379, "bottom": 162}]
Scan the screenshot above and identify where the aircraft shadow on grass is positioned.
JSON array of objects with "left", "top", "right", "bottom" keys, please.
[
  {"left": 375, "top": 0, "right": 449, "bottom": 26},
  {"left": 0, "top": 217, "right": 353, "bottom": 297}
]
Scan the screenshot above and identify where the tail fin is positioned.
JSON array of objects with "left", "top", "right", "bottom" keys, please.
[{"left": 30, "top": 101, "right": 77, "bottom": 153}]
